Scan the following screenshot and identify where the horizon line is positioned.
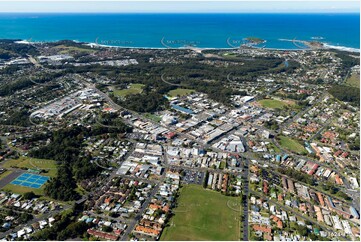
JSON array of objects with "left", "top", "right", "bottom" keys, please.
[{"left": 0, "top": 11, "right": 359, "bottom": 13}]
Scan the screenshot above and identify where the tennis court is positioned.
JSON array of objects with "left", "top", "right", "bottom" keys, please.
[{"left": 10, "top": 173, "right": 49, "bottom": 189}]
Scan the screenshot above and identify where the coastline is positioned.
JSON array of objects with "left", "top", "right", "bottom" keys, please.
[{"left": 13, "top": 39, "right": 361, "bottom": 53}]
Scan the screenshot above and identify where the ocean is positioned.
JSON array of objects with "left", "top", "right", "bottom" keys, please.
[{"left": 0, "top": 13, "right": 359, "bottom": 51}]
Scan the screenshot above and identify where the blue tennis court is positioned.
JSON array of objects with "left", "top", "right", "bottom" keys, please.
[{"left": 10, "top": 173, "right": 49, "bottom": 189}]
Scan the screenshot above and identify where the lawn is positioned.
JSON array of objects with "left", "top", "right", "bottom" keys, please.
[
  {"left": 278, "top": 136, "right": 307, "bottom": 155},
  {"left": 346, "top": 73, "right": 360, "bottom": 88},
  {"left": 161, "top": 185, "right": 240, "bottom": 241},
  {"left": 2, "top": 157, "right": 58, "bottom": 177},
  {"left": 167, "top": 88, "right": 195, "bottom": 97},
  {"left": 2, "top": 183, "right": 44, "bottom": 196},
  {"left": 113, "top": 83, "right": 145, "bottom": 97},
  {"left": 258, "top": 99, "right": 292, "bottom": 109},
  {"left": 143, "top": 113, "right": 162, "bottom": 123}
]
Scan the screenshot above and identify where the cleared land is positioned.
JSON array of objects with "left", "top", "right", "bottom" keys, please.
[
  {"left": 258, "top": 99, "right": 294, "bottom": 109},
  {"left": 161, "top": 185, "right": 240, "bottom": 241},
  {"left": 278, "top": 136, "right": 307, "bottom": 154},
  {"left": 2, "top": 157, "right": 58, "bottom": 177},
  {"left": 168, "top": 88, "right": 195, "bottom": 97},
  {"left": 113, "top": 83, "right": 145, "bottom": 97},
  {"left": 346, "top": 73, "right": 360, "bottom": 88}
]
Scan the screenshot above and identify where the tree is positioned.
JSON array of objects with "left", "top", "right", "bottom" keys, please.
[
  {"left": 44, "top": 165, "right": 79, "bottom": 201},
  {"left": 19, "top": 213, "right": 33, "bottom": 223},
  {"left": 23, "top": 191, "right": 37, "bottom": 200},
  {"left": 203, "top": 171, "right": 209, "bottom": 188},
  {"left": 102, "top": 225, "right": 113, "bottom": 233}
]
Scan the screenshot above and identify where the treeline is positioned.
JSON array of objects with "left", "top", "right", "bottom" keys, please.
[{"left": 328, "top": 85, "right": 360, "bottom": 107}]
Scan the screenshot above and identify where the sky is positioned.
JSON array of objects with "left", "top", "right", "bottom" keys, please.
[{"left": 0, "top": 1, "right": 359, "bottom": 13}]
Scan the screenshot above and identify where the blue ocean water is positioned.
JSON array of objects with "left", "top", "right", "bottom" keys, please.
[{"left": 0, "top": 13, "right": 359, "bottom": 50}]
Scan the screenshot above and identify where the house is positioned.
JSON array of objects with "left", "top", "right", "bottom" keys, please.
[
  {"left": 253, "top": 224, "right": 271, "bottom": 233},
  {"left": 87, "top": 229, "right": 118, "bottom": 240}
]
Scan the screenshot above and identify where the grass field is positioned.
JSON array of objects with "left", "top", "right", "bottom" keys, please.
[
  {"left": 161, "top": 185, "right": 240, "bottom": 241},
  {"left": 54, "top": 45, "right": 96, "bottom": 54},
  {"left": 2, "top": 183, "right": 44, "bottom": 195},
  {"left": 113, "top": 83, "right": 145, "bottom": 97},
  {"left": 143, "top": 113, "right": 162, "bottom": 123},
  {"left": 346, "top": 73, "right": 360, "bottom": 88},
  {"left": 167, "top": 88, "right": 195, "bottom": 97},
  {"left": 278, "top": 136, "right": 307, "bottom": 154},
  {"left": 259, "top": 99, "right": 294, "bottom": 109},
  {"left": 2, "top": 157, "right": 58, "bottom": 177}
]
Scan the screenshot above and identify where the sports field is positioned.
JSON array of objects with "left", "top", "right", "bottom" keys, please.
[
  {"left": 161, "top": 185, "right": 241, "bottom": 241},
  {"left": 278, "top": 136, "right": 307, "bottom": 154},
  {"left": 167, "top": 88, "right": 195, "bottom": 97},
  {"left": 113, "top": 83, "right": 145, "bottom": 97},
  {"left": 11, "top": 173, "right": 49, "bottom": 189},
  {"left": 2, "top": 157, "right": 58, "bottom": 177}
]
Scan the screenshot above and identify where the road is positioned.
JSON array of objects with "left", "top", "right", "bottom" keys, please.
[
  {"left": 279, "top": 92, "right": 327, "bottom": 131},
  {"left": 249, "top": 189, "right": 347, "bottom": 241},
  {"left": 73, "top": 73, "right": 359, "bottom": 238},
  {"left": 241, "top": 158, "right": 249, "bottom": 241},
  {"left": 120, "top": 184, "right": 159, "bottom": 241}
]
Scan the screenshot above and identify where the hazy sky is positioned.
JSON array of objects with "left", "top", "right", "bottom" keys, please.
[{"left": 0, "top": 1, "right": 359, "bottom": 13}]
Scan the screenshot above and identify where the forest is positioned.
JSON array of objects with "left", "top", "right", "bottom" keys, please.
[{"left": 328, "top": 85, "right": 360, "bottom": 107}]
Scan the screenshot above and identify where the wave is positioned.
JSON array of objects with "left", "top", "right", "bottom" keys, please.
[{"left": 323, "top": 43, "right": 360, "bottom": 53}]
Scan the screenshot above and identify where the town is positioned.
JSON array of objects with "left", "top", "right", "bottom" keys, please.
[{"left": 0, "top": 39, "right": 359, "bottom": 241}]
